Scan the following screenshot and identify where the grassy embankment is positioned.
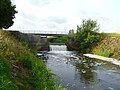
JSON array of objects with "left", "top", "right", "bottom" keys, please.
[
  {"left": 48, "top": 36, "right": 67, "bottom": 44},
  {"left": 91, "top": 33, "right": 120, "bottom": 60},
  {"left": 0, "top": 30, "right": 65, "bottom": 90}
]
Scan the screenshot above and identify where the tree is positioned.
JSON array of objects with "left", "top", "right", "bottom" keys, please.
[
  {"left": 75, "top": 19, "right": 101, "bottom": 53},
  {"left": 0, "top": 0, "right": 17, "bottom": 29},
  {"left": 69, "top": 29, "right": 74, "bottom": 34}
]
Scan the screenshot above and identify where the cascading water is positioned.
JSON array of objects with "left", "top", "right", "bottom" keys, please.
[{"left": 50, "top": 45, "right": 67, "bottom": 51}]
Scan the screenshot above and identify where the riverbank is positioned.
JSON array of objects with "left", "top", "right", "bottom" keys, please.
[
  {"left": 82, "top": 33, "right": 120, "bottom": 66},
  {"left": 91, "top": 33, "right": 120, "bottom": 60},
  {"left": 0, "top": 30, "right": 63, "bottom": 90}
]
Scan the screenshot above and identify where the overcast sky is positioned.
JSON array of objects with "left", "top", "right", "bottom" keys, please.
[{"left": 9, "top": 0, "right": 120, "bottom": 33}]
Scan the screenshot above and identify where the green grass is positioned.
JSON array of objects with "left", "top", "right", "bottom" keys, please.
[
  {"left": 0, "top": 56, "right": 17, "bottom": 90},
  {"left": 22, "top": 54, "right": 56, "bottom": 90},
  {"left": 95, "top": 49, "right": 113, "bottom": 57},
  {"left": 0, "top": 30, "right": 65, "bottom": 90}
]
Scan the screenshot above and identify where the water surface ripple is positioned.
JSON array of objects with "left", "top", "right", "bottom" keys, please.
[{"left": 38, "top": 45, "right": 120, "bottom": 90}]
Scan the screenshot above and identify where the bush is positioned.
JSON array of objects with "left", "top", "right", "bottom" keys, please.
[{"left": 75, "top": 19, "right": 102, "bottom": 53}]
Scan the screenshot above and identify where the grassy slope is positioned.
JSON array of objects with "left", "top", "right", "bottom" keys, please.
[
  {"left": 91, "top": 33, "right": 120, "bottom": 59},
  {"left": 0, "top": 30, "right": 63, "bottom": 90}
]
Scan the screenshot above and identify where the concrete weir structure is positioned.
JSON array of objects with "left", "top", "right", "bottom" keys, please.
[
  {"left": 84, "top": 54, "right": 120, "bottom": 66},
  {"left": 21, "top": 34, "right": 49, "bottom": 51}
]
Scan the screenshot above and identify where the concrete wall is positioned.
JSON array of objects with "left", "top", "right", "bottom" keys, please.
[
  {"left": 67, "top": 37, "right": 79, "bottom": 51},
  {"left": 21, "top": 34, "right": 49, "bottom": 51},
  {"left": 9, "top": 31, "right": 49, "bottom": 51}
]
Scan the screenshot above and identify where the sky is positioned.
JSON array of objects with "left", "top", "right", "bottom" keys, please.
[{"left": 9, "top": 0, "right": 120, "bottom": 33}]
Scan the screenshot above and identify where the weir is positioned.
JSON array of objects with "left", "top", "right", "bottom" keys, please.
[{"left": 50, "top": 45, "right": 67, "bottom": 51}]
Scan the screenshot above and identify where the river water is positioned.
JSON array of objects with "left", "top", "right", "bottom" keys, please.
[{"left": 38, "top": 45, "right": 120, "bottom": 90}]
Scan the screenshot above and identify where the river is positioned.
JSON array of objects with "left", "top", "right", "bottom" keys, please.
[{"left": 38, "top": 45, "right": 120, "bottom": 90}]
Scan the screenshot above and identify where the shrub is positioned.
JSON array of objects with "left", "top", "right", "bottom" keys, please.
[{"left": 75, "top": 19, "right": 102, "bottom": 53}]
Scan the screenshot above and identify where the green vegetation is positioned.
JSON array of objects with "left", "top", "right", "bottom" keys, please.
[
  {"left": 48, "top": 36, "right": 67, "bottom": 43},
  {"left": 68, "top": 19, "right": 120, "bottom": 60},
  {"left": 0, "top": 0, "right": 17, "bottom": 29},
  {"left": 92, "top": 33, "right": 120, "bottom": 59},
  {"left": 0, "top": 56, "right": 17, "bottom": 90},
  {"left": 75, "top": 19, "right": 102, "bottom": 53},
  {"left": 0, "top": 30, "right": 64, "bottom": 90},
  {"left": 68, "top": 29, "right": 75, "bottom": 37},
  {"left": 95, "top": 49, "right": 113, "bottom": 57}
]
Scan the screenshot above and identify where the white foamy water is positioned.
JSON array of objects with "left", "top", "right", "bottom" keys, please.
[{"left": 50, "top": 45, "right": 67, "bottom": 51}]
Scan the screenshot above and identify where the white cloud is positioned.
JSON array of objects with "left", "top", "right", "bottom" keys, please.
[{"left": 9, "top": 0, "right": 120, "bottom": 33}]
